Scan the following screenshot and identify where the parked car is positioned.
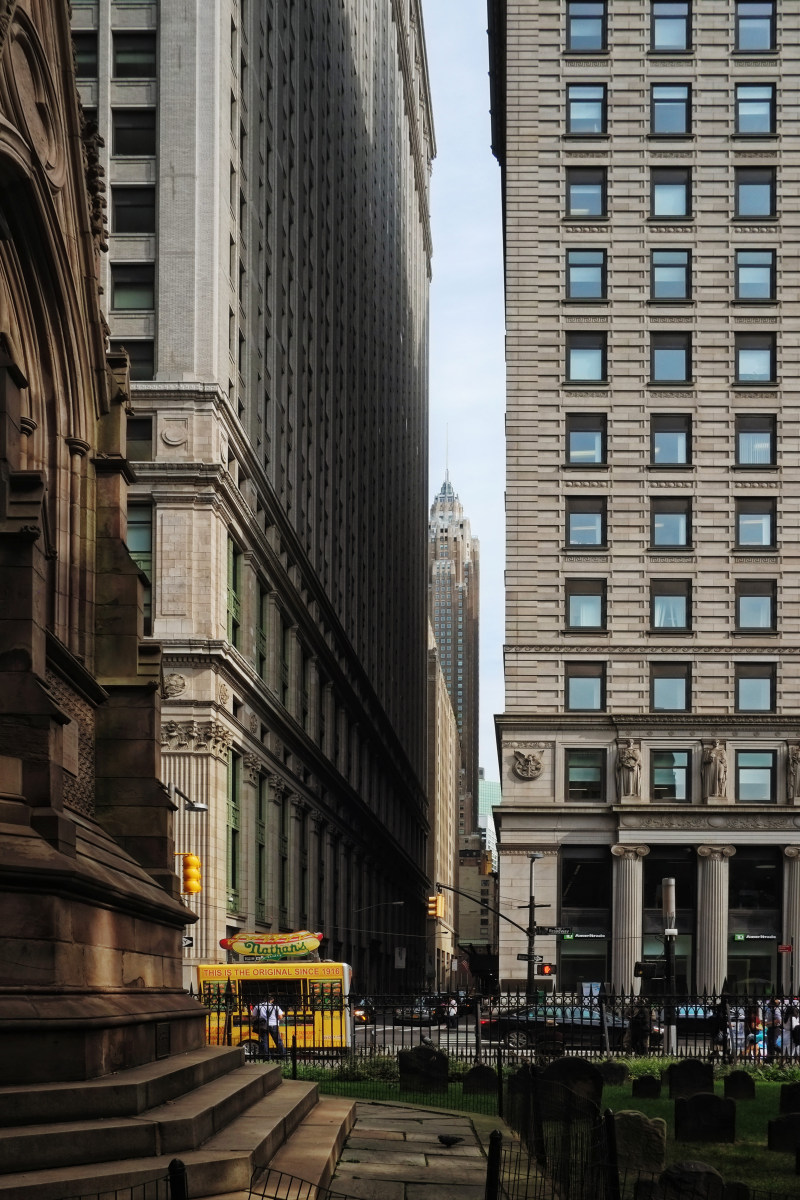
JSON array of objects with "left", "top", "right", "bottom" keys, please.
[
  {"left": 393, "top": 996, "right": 450, "bottom": 1025},
  {"left": 479, "top": 1003, "right": 628, "bottom": 1051}
]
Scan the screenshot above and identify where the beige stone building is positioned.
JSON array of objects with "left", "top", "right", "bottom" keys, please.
[
  {"left": 72, "top": 0, "right": 435, "bottom": 991},
  {"left": 426, "top": 624, "right": 460, "bottom": 989},
  {"left": 490, "top": 0, "right": 800, "bottom": 993}
]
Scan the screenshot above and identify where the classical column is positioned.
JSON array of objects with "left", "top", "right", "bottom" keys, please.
[
  {"left": 287, "top": 794, "right": 307, "bottom": 929},
  {"left": 696, "top": 845, "right": 736, "bottom": 992},
  {"left": 783, "top": 848, "right": 800, "bottom": 993},
  {"left": 611, "top": 845, "right": 649, "bottom": 992}
]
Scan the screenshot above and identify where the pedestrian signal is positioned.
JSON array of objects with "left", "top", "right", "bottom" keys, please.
[
  {"left": 540, "top": 963, "right": 556, "bottom": 976},
  {"left": 181, "top": 853, "right": 202, "bottom": 894}
]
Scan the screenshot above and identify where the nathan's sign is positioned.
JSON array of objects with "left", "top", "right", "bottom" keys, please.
[{"left": 219, "top": 930, "right": 323, "bottom": 960}]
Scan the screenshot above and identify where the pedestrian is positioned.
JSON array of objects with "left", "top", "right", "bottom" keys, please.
[
  {"left": 447, "top": 996, "right": 459, "bottom": 1029},
  {"left": 253, "top": 994, "right": 285, "bottom": 1059},
  {"left": 783, "top": 1005, "right": 800, "bottom": 1058},
  {"left": 630, "top": 998, "right": 650, "bottom": 1056}
]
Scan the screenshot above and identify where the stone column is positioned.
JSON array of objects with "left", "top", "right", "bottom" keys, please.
[
  {"left": 611, "top": 845, "right": 649, "bottom": 992},
  {"left": 783, "top": 848, "right": 800, "bottom": 993},
  {"left": 266, "top": 775, "right": 286, "bottom": 925},
  {"left": 287, "top": 794, "right": 306, "bottom": 929},
  {"left": 696, "top": 845, "right": 736, "bottom": 992}
]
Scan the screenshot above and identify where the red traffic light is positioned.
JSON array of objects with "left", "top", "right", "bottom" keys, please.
[{"left": 540, "top": 963, "right": 556, "bottom": 976}]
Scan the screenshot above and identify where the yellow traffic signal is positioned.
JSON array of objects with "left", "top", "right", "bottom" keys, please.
[
  {"left": 427, "top": 893, "right": 444, "bottom": 918},
  {"left": 181, "top": 853, "right": 202, "bottom": 894}
]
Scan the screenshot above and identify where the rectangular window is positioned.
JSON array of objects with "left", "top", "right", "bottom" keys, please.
[
  {"left": 567, "top": 332, "right": 607, "bottom": 382},
  {"left": 112, "top": 187, "right": 156, "bottom": 233},
  {"left": 651, "top": 250, "right": 691, "bottom": 300},
  {"left": 651, "top": 332, "right": 691, "bottom": 382},
  {"left": 736, "top": 662, "right": 775, "bottom": 711},
  {"left": 651, "top": 84, "right": 691, "bottom": 135},
  {"left": 735, "top": 333, "right": 776, "bottom": 384},
  {"left": 735, "top": 249, "right": 776, "bottom": 300},
  {"left": 651, "top": 414, "right": 690, "bottom": 465},
  {"left": 736, "top": 749, "right": 775, "bottom": 802},
  {"left": 735, "top": 2, "right": 775, "bottom": 52},
  {"left": 651, "top": 169, "right": 691, "bottom": 218},
  {"left": 651, "top": 498, "right": 691, "bottom": 547},
  {"left": 652, "top": 750, "right": 691, "bottom": 802},
  {"left": 566, "top": 249, "right": 607, "bottom": 300},
  {"left": 111, "top": 341, "right": 154, "bottom": 382},
  {"left": 650, "top": 579, "right": 691, "bottom": 630},
  {"left": 736, "top": 498, "right": 776, "bottom": 548},
  {"left": 73, "top": 32, "right": 98, "bottom": 79},
  {"left": 566, "top": 168, "right": 607, "bottom": 217},
  {"left": 567, "top": 84, "right": 607, "bottom": 135},
  {"left": 735, "top": 579, "right": 776, "bottom": 631},
  {"left": 735, "top": 84, "right": 776, "bottom": 135},
  {"left": 567, "top": 413, "right": 607, "bottom": 465},
  {"left": 112, "top": 109, "right": 157, "bottom": 157},
  {"left": 567, "top": 1, "right": 607, "bottom": 51},
  {"left": 651, "top": 662, "right": 690, "bottom": 711},
  {"left": 565, "top": 662, "right": 605, "bottom": 710},
  {"left": 566, "top": 579, "right": 607, "bottom": 630},
  {"left": 736, "top": 414, "right": 775, "bottom": 466},
  {"left": 126, "top": 417, "right": 153, "bottom": 460},
  {"left": 735, "top": 168, "right": 776, "bottom": 218},
  {"left": 113, "top": 32, "right": 157, "bottom": 78},
  {"left": 110, "top": 264, "right": 155, "bottom": 311},
  {"left": 651, "top": 2, "right": 691, "bottom": 52},
  {"left": 227, "top": 536, "right": 242, "bottom": 647},
  {"left": 227, "top": 750, "right": 241, "bottom": 911},
  {"left": 566, "top": 748, "right": 606, "bottom": 802},
  {"left": 126, "top": 503, "right": 153, "bottom": 635},
  {"left": 566, "top": 497, "right": 607, "bottom": 545}
]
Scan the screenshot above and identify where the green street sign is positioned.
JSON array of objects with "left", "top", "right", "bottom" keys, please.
[{"left": 733, "top": 933, "right": 745, "bottom": 942}]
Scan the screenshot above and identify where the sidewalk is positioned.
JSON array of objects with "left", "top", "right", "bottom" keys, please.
[{"left": 330, "top": 1101, "right": 510, "bottom": 1200}]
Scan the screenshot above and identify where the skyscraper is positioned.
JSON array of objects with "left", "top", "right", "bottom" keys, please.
[
  {"left": 72, "top": 0, "right": 435, "bottom": 990},
  {"left": 490, "top": 0, "right": 800, "bottom": 994}
]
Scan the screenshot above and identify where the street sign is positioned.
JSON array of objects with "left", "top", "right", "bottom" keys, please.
[
  {"left": 182, "top": 936, "right": 194, "bottom": 948},
  {"left": 517, "top": 953, "right": 543, "bottom": 962},
  {"left": 535, "top": 926, "right": 572, "bottom": 936},
  {"left": 778, "top": 944, "right": 792, "bottom": 953}
]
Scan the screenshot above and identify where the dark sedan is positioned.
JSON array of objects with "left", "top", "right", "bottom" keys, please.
[
  {"left": 393, "top": 996, "right": 449, "bottom": 1025},
  {"left": 479, "top": 1003, "right": 628, "bottom": 1050}
]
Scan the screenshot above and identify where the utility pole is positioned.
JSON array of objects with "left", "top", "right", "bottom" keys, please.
[
  {"left": 662, "top": 876, "right": 677, "bottom": 1056},
  {"left": 526, "top": 853, "right": 543, "bottom": 1001}
]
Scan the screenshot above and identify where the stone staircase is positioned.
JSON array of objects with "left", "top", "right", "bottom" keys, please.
[{"left": 0, "top": 1046, "right": 356, "bottom": 1200}]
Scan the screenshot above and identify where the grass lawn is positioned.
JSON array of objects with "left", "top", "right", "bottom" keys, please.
[{"left": 604, "top": 1080, "right": 799, "bottom": 1194}]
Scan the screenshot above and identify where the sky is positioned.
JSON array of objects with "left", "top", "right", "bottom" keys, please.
[{"left": 422, "top": 1, "right": 506, "bottom": 781}]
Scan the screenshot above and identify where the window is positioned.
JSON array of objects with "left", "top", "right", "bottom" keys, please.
[
  {"left": 112, "top": 187, "right": 156, "bottom": 233},
  {"left": 110, "top": 339, "right": 155, "bottom": 381},
  {"left": 735, "top": 84, "right": 776, "bottom": 135},
  {"left": 566, "top": 332, "right": 607, "bottom": 381},
  {"left": 566, "top": 497, "right": 607, "bottom": 545},
  {"left": 651, "top": 332, "right": 691, "bottom": 382},
  {"left": 651, "top": 750, "right": 691, "bottom": 801},
  {"left": 736, "top": 498, "right": 775, "bottom": 548},
  {"left": 113, "top": 32, "right": 157, "bottom": 78},
  {"left": 735, "top": 168, "right": 776, "bottom": 218},
  {"left": 735, "top": 579, "right": 776, "bottom": 631},
  {"left": 112, "top": 109, "right": 157, "bottom": 156},
  {"left": 566, "top": 579, "right": 606, "bottom": 630},
  {"left": 227, "top": 537, "right": 242, "bottom": 647},
  {"left": 735, "top": 2, "right": 775, "bottom": 52},
  {"left": 566, "top": 249, "right": 607, "bottom": 299},
  {"left": 565, "top": 662, "right": 606, "bottom": 711},
  {"left": 736, "top": 750, "right": 775, "bottom": 802},
  {"left": 566, "top": 168, "right": 607, "bottom": 217},
  {"left": 735, "top": 333, "right": 776, "bottom": 384},
  {"left": 73, "top": 32, "right": 98, "bottom": 78},
  {"left": 651, "top": 498, "right": 691, "bottom": 547},
  {"left": 567, "top": 85, "right": 607, "bottom": 135},
  {"left": 567, "top": 2, "right": 607, "bottom": 51},
  {"left": 651, "top": 2, "right": 691, "bottom": 52},
  {"left": 651, "top": 85, "right": 691, "bottom": 135},
  {"left": 566, "top": 749, "right": 606, "bottom": 802},
  {"left": 650, "top": 579, "right": 691, "bottom": 630},
  {"left": 736, "top": 662, "right": 775, "bottom": 712},
  {"left": 651, "top": 169, "right": 691, "bottom": 218},
  {"left": 651, "top": 250, "right": 691, "bottom": 300},
  {"left": 567, "top": 414, "right": 607, "bottom": 465},
  {"left": 127, "top": 503, "right": 153, "bottom": 635},
  {"left": 735, "top": 249, "right": 775, "bottom": 301},
  {"left": 126, "top": 417, "right": 153, "bottom": 461},
  {"left": 736, "top": 414, "right": 775, "bottom": 466},
  {"left": 651, "top": 414, "right": 690, "bottom": 465},
  {"left": 651, "top": 662, "right": 690, "bottom": 711},
  {"left": 111, "top": 264, "right": 155, "bottom": 310}
]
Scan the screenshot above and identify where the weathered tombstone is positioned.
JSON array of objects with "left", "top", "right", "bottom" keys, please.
[
  {"left": 724, "top": 1072, "right": 755, "bottom": 1101},
  {"left": 658, "top": 1162, "right": 725, "bottom": 1200},
  {"left": 614, "top": 1110, "right": 667, "bottom": 1173},
  {"left": 723, "top": 1182, "right": 752, "bottom": 1200},
  {"left": 780, "top": 1081, "right": 800, "bottom": 1114},
  {"left": 462, "top": 1063, "right": 497, "bottom": 1094},
  {"left": 674, "top": 1094, "right": 736, "bottom": 1144},
  {"left": 633, "top": 1075, "right": 662, "bottom": 1099},
  {"left": 767, "top": 1114, "right": 800, "bottom": 1152},
  {"left": 541, "top": 1056, "right": 604, "bottom": 1106},
  {"left": 668, "top": 1059, "right": 714, "bottom": 1099},
  {"left": 397, "top": 1045, "right": 448, "bottom": 1092},
  {"left": 597, "top": 1059, "right": 630, "bottom": 1085}
]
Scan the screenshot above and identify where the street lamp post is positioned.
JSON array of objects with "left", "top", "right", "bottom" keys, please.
[
  {"left": 526, "top": 853, "right": 543, "bottom": 1001},
  {"left": 662, "top": 876, "right": 678, "bottom": 1056}
]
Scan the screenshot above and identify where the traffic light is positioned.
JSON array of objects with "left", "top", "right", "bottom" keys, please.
[
  {"left": 634, "top": 960, "right": 663, "bottom": 980},
  {"left": 540, "top": 963, "right": 556, "bottom": 977},
  {"left": 427, "top": 893, "right": 444, "bottom": 918},
  {"left": 181, "top": 853, "right": 202, "bottom": 895}
]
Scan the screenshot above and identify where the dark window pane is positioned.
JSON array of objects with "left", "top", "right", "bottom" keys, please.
[
  {"left": 566, "top": 750, "right": 605, "bottom": 801},
  {"left": 127, "top": 417, "right": 153, "bottom": 460},
  {"left": 73, "top": 32, "right": 98, "bottom": 79},
  {"left": 113, "top": 33, "right": 157, "bottom": 78},
  {"left": 111, "top": 264, "right": 155, "bottom": 310},
  {"left": 112, "top": 109, "right": 157, "bottom": 156},
  {"left": 111, "top": 339, "right": 155, "bottom": 381},
  {"left": 112, "top": 187, "right": 156, "bottom": 233}
]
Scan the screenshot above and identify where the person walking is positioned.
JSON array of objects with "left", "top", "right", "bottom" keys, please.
[
  {"left": 446, "top": 996, "right": 459, "bottom": 1030},
  {"left": 630, "top": 998, "right": 650, "bottom": 1056},
  {"left": 253, "top": 994, "right": 285, "bottom": 1059}
]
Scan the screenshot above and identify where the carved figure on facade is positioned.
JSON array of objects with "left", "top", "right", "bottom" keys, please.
[
  {"left": 248, "top": 713, "right": 259, "bottom": 734},
  {"left": 615, "top": 740, "right": 642, "bottom": 799},
  {"left": 162, "top": 673, "right": 187, "bottom": 698},
  {"left": 512, "top": 749, "right": 543, "bottom": 780},
  {"left": 244, "top": 754, "right": 263, "bottom": 785},
  {"left": 268, "top": 774, "right": 287, "bottom": 803},
  {"left": 788, "top": 746, "right": 800, "bottom": 803},
  {"left": 703, "top": 740, "right": 728, "bottom": 800},
  {"left": 218, "top": 682, "right": 229, "bottom": 704},
  {"left": 160, "top": 720, "right": 232, "bottom": 758}
]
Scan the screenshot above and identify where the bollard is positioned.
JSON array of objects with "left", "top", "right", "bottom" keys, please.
[
  {"left": 168, "top": 1158, "right": 189, "bottom": 1200},
  {"left": 484, "top": 1130, "right": 502, "bottom": 1200}
]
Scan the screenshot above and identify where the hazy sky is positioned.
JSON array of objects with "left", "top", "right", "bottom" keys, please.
[{"left": 423, "top": 1, "right": 506, "bottom": 781}]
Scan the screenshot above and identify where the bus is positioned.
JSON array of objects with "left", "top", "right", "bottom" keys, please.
[{"left": 197, "top": 960, "right": 353, "bottom": 1055}]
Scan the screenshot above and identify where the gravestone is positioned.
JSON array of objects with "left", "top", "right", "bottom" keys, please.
[
  {"left": 674, "top": 1094, "right": 736, "bottom": 1144},
  {"left": 597, "top": 1059, "right": 630, "bottom": 1085},
  {"left": 462, "top": 1063, "right": 497, "bottom": 1094},
  {"left": 614, "top": 1110, "right": 667, "bottom": 1173},
  {"left": 633, "top": 1075, "right": 662, "bottom": 1099},
  {"left": 668, "top": 1059, "right": 714, "bottom": 1099},
  {"left": 723, "top": 1182, "right": 752, "bottom": 1200},
  {"left": 541, "top": 1056, "right": 603, "bottom": 1106},
  {"left": 724, "top": 1072, "right": 755, "bottom": 1101},
  {"left": 767, "top": 1114, "right": 800, "bottom": 1152},
  {"left": 397, "top": 1045, "right": 448, "bottom": 1092},
  {"left": 657, "top": 1162, "right": 725, "bottom": 1200},
  {"left": 780, "top": 1081, "right": 800, "bottom": 1114}
]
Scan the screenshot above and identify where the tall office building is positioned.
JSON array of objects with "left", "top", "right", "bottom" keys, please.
[
  {"left": 428, "top": 475, "right": 480, "bottom": 833},
  {"left": 490, "top": 1, "right": 800, "bottom": 993},
  {"left": 71, "top": 0, "right": 435, "bottom": 990},
  {"left": 426, "top": 624, "right": 460, "bottom": 988}
]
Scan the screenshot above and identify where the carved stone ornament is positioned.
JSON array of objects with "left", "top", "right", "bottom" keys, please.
[
  {"left": 788, "top": 745, "right": 800, "bottom": 803},
  {"left": 248, "top": 713, "right": 259, "bottom": 734},
  {"left": 6, "top": 12, "right": 66, "bottom": 187},
  {"left": 163, "top": 673, "right": 187, "bottom": 698},
  {"left": 218, "top": 682, "right": 229, "bottom": 704},
  {"left": 512, "top": 749, "right": 544, "bottom": 781},
  {"left": 615, "top": 739, "right": 642, "bottom": 800},
  {"left": 702, "top": 740, "right": 728, "bottom": 801},
  {"left": 244, "top": 754, "right": 263, "bottom": 784},
  {"left": 161, "top": 720, "right": 232, "bottom": 759}
]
